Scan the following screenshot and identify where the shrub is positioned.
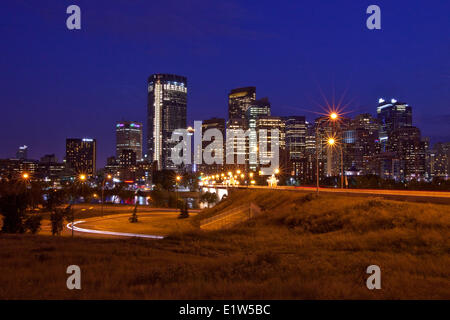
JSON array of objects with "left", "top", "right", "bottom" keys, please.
[{"left": 24, "top": 214, "right": 42, "bottom": 234}]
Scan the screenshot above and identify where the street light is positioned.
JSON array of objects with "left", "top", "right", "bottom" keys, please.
[
  {"left": 327, "top": 138, "right": 335, "bottom": 146},
  {"left": 315, "top": 113, "right": 339, "bottom": 193},
  {"left": 79, "top": 174, "right": 86, "bottom": 181},
  {"left": 327, "top": 136, "right": 344, "bottom": 189},
  {"left": 175, "top": 175, "right": 181, "bottom": 213},
  {"left": 101, "top": 174, "right": 112, "bottom": 216},
  {"left": 274, "top": 168, "right": 280, "bottom": 174}
]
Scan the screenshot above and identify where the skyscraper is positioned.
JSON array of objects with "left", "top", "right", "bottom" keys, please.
[
  {"left": 226, "top": 118, "right": 248, "bottom": 171},
  {"left": 228, "top": 87, "right": 256, "bottom": 121},
  {"left": 16, "top": 145, "right": 28, "bottom": 160},
  {"left": 147, "top": 74, "right": 187, "bottom": 170},
  {"left": 200, "top": 117, "right": 226, "bottom": 173},
  {"left": 429, "top": 142, "right": 450, "bottom": 178},
  {"left": 377, "top": 98, "right": 412, "bottom": 147},
  {"left": 343, "top": 113, "right": 380, "bottom": 175},
  {"left": 65, "top": 138, "right": 96, "bottom": 176},
  {"left": 246, "top": 98, "right": 271, "bottom": 170},
  {"left": 284, "top": 116, "right": 306, "bottom": 160},
  {"left": 116, "top": 121, "right": 143, "bottom": 160},
  {"left": 386, "top": 126, "right": 426, "bottom": 180}
]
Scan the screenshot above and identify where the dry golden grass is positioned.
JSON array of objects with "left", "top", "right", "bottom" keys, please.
[{"left": 0, "top": 190, "right": 449, "bottom": 299}]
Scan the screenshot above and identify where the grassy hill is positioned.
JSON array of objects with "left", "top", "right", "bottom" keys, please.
[{"left": 0, "top": 189, "right": 449, "bottom": 299}]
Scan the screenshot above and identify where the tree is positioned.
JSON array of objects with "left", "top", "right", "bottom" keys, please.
[
  {"left": 24, "top": 214, "right": 42, "bottom": 234},
  {"left": 152, "top": 170, "right": 176, "bottom": 191},
  {"left": 129, "top": 203, "right": 138, "bottom": 223},
  {"left": 150, "top": 184, "right": 167, "bottom": 207},
  {"left": 0, "top": 179, "right": 44, "bottom": 234},
  {"left": 200, "top": 192, "right": 218, "bottom": 208},
  {"left": 50, "top": 208, "right": 66, "bottom": 236},
  {"left": 45, "top": 189, "right": 68, "bottom": 211},
  {"left": 0, "top": 193, "right": 28, "bottom": 233},
  {"left": 178, "top": 201, "right": 189, "bottom": 219}
]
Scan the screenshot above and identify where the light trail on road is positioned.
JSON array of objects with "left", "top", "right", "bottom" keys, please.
[
  {"left": 210, "top": 184, "right": 450, "bottom": 198},
  {"left": 66, "top": 221, "right": 165, "bottom": 239}
]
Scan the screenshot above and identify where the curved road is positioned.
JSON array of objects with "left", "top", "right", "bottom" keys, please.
[{"left": 66, "top": 221, "right": 164, "bottom": 239}]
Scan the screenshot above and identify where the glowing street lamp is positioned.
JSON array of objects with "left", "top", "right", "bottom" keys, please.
[
  {"left": 274, "top": 168, "right": 280, "bottom": 174},
  {"left": 79, "top": 174, "right": 86, "bottom": 181},
  {"left": 101, "top": 174, "right": 113, "bottom": 216},
  {"left": 327, "top": 138, "right": 335, "bottom": 146},
  {"left": 326, "top": 136, "right": 344, "bottom": 189},
  {"left": 22, "top": 173, "right": 29, "bottom": 179},
  {"left": 175, "top": 175, "right": 182, "bottom": 213},
  {"left": 330, "top": 112, "right": 338, "bottom": 120}
]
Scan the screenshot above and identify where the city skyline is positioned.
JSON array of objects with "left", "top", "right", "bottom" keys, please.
[{"left": 0, "top": 1, "right": 449, "bottom": 166}]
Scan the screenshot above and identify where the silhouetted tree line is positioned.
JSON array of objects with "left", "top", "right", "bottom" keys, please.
[{"left": 285, "top": 174, "right": 450, "bottom": 191}]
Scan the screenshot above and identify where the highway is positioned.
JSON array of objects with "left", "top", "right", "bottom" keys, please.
[{"left": 209, "top": 184, "right": 450, "bottom": 204}]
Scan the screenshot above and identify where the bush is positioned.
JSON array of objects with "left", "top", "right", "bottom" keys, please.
[
  {"left": 24, "top": 214, "right": 42, "bottom": 234},
  {"left": 0, "top": 193, "right": 29, "bottom": 233},
  {"left": 50, "top": 209, "right": 65, "bottom": 236},
  {"left": 178, "top": 201, "right": 189, "bottom": 219}
]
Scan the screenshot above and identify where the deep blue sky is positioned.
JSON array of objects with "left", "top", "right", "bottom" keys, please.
[{"left": 0, "top": 0, "right": 449, "bottom": 167}]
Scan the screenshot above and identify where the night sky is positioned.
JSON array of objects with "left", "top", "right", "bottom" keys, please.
[{"left": 0, "top": 0, "right": 449, "bottom": 167}]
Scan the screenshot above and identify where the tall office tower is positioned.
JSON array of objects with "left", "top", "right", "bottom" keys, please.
[
  {"left": 305, "top": 122, "right": 316, "bottom": 156},
  {"left": 65, "top": 138, "right": 96, "bottom": 176},
  {"left": 283, "top": 116, "right": 307, "bottom": 179},
  {"left": 201, "top": 118, "right": 226, "bottom": 173},
  {"left": 387, "top": 126, "right": 426, "bottom": 180},
  {"left": 116, "top": 121, "right": 143, "bottom": 161},
  {"left": 430, "top": 142, "right": 450, "bottom": 178},
  {"left": 16, "top": 145, "right": 28, "bottom": 160},
  {"left": 343, "top": 113, "right": 380, "bottom": 175},
  {"left": 226, "top": 118, "right": 248, "bottom": 171},
  {"left": 256, "top": 116, "right": 286, "bottom": 171},
  {"left": 256, "top": 116, "right": 285, "bottom": 150},
  {"left": 147, "top": 74, "right": 187, "bottom": 170},
  {"left": 284, "top": 116, "right": 306, "bottom": 160},
  {"left": 246, "top": 98, "right": 271, "bottom": 170},
  {"left": 377, "top": 98, "right": 412, "bottom": 148},
  {"left": 228, "top": 87, "right": 256, "bottom": 121}
]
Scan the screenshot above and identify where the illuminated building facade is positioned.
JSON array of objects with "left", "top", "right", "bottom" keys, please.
[
  {"left": 147, "top": 74, "right": 187, "bottom": 170},
  {"left": 116, "top": 121, "right": 143, "bottom": 161},
  {"left": 256, "top": 116, "right": 286, "bottom": 168},
  {"left": 246, "top": 98, "right": 271, "bottom": 170},
  {"left": 284, "top": 116, "right": 306, "bottom": 160},
  {"left": 386, "top": 126, "right": 426, "bottom": 180},
  {"left": 65, "top": 138, "right": 96, "bottom": 176},
  {"left": 377, "top": 98, "right": 412, "bottom": 149},
  {"left": 201, "top": 117, "right": 226, "bottom": 173},
  {"left": 228, "top": 87, "right": 256, "bottom": 121},
  {"left": 226, "top": 118, "right": 248, "bottom": 171},
  {"left": 429, "top": 142, "right": 450, "bottom": 179},
  {"left": 16, "top": 145, "right": 28, "bottom": 160}
]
